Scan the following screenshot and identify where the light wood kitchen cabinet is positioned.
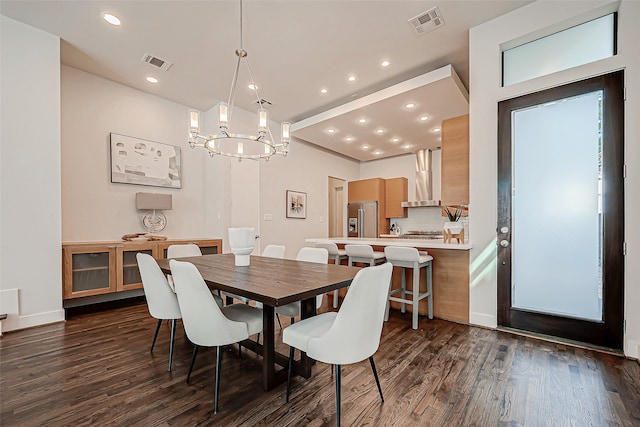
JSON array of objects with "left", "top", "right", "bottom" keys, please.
[
  {"left": 347, "top": 178, "right": 388, "bottom": 236},
  {"left": 384, "top": 177, "right": 408, "bottom": 218},
  {"left": 63, "top": 238, "right": 222, "bottom": 300},
  {"left": 441, "top": 114, "right": 469, "bottom": 207}
]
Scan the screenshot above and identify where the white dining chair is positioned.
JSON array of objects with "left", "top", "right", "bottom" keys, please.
[
  {"left": 166, "top": 244, "right": 203, "bottom": 291},
  {"left": 136, "top": 253, "right": 182, "bottom": 372},
  {"left": 283, "top": 262, "right": 393, "bottom": 427},
  {"left": 275, "top": 247, "right": 329, "bottom": 325},
  {"left": 315, "top": 242, "right": 348, "bottom": 308},
  {"left": 170, "top": 259, "right": 263, "bottom": 414},
  {"left": 383, "top": 246, "right": 433, "bottom": 330},
  {"left": 167, "top": 243, "right": 202, "bottom": 259},
  {"left": 261, "top": 244, "right": 286, "bottom": 259}
]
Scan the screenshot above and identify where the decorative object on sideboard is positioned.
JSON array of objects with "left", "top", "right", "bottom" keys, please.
[
  {"left": 228, "top": 227, "right": 256, "bottom": 266},
  {"left": 286, "top": 190, "right": 307, "bottom": 219},
  {"left": 136, "top": 192, "right": 172, "bottom": 232},
  {"left": 121, "top": 232, "right": 168, "bottom": 242},
  {"left": 187, "top": 0, "right": 290, "bottom": 161},
  {"left": 110, "top": 133, "right": 181, "bottom": 188},
  {"left": 443, "top": 205, "right": 464, "bottom": 244}
]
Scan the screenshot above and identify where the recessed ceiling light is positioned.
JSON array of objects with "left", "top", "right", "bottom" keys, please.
[
  {"left": 358, "top": 118, "right": 368, "bottom": 124},
  {"left": 146, "top": 76, "right": 158, "bottom": 84},
  {"left": 320, "top": 88, "right": 328, "bottom": 94},
  {"left": 420, "top": 115, "right": 429, "bottom": 121},
  {"left": 432, "top": 127, "right": 441, "bottom": 132},
  {"left": 361, "top": 145, "right": 370, "bottom": 150},
  {"left": 373, "top": 150, "right": 383, "bottom": 155},
  {"left": 375, "top": 129, "right": 385, "bottom": 134},
  {"left": 345, "top": 136, "right": 354, "bottom": 142},
  {"left": 347, "top": 75, "right": 357, "bottom": 82},
  {"left": 402, "top": 144, "right": 413, "bottom": 149},
  {"left": 405, "top": 103, "right": 416, "bottom": 109},
  {"left": 103, "top": 13, "right": 121, "bottom": 26},
  {"left": 326, "top": 128, "right": 337, "bottom": 134},
  {"left": 391, "top": 137, "right": 400, "bottom": 143},
  {"left": 248, "top": 83, "right": 258, "bottom": 90},
  {"left": 381, "top": 60, "right": 390, "bottom": 67}
]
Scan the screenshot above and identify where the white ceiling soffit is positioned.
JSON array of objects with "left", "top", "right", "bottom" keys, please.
[{"left": 291, "top": 65, "right": 469, "bottom": 162}]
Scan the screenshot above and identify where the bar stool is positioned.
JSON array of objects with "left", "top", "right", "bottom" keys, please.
[
  {"left": 344, "top": 244, "right": 386, "bottom": 267},
  {"left": 316, "top": 242, "right": 348, "bottom": 308},
  {"left": 383, "top": 246, "right": 433, "bottom": 330}
]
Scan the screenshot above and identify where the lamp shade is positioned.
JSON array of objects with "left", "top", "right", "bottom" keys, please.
[{"left": 136, "top": 192, "right": 172, "bottom": 210}]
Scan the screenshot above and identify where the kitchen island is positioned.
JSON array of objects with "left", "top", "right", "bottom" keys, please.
[{"left": 306, "top": 237, "right": 471, "bottom": 323}]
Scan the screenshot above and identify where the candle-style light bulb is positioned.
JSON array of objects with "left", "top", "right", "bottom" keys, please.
[
  {"left": 259, "top": 108, "right": 268, "bottom": 132},
  {"left": 219, "top": 103, "right": 229, "bottom": 129}
]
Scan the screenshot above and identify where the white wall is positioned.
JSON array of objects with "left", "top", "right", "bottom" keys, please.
[
  {"left": 259, "top": 139, "right": 359, "bottom": 259},
  {"left": 469, "top": 0, "right": 640, "bottom": 358},
  {"left": 0, "top": 17, "right": 64, "bottom": 332},
  {"left": 61, "top": 66, "right": 218, "bottom": 241}
]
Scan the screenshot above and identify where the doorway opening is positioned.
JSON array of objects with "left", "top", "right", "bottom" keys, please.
[{"left": 328, "top": 177, "right": 345, "bottom": 238}]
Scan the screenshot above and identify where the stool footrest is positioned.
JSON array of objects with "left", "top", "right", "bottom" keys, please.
[{"left": 389, "top": 294, "right": 430, "bottom": 305}]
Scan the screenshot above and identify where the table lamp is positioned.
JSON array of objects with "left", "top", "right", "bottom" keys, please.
[{"left": 136, "top": 192, "right": 172, "bottom": 232}]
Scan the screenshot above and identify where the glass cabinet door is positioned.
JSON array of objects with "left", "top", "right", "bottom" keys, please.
[
  {"left": 117, "top": 244, "right": 157, "bottom": 291},
  {"left": 63, "top": 246, "right": 117, "bottom": 299}
]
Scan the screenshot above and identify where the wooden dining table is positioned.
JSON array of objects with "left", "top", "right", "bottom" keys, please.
[{"left": 156, "top": 253, "right": 361, "bottom": 391}]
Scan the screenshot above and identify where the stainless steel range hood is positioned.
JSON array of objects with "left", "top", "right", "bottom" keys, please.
[{"left": 401, "top": 149, "right": 441, "bottom": 207}]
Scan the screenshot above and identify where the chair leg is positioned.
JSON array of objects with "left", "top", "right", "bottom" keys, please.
[
  {"left": 238, "top": 342, "right": 242, "bottom": 360},
  {"left": 412, "top": 266, "right": 420, "bottom": 330},
  {"left": 290, "top": 317, "right": 295, "bottom": 325},
  {"left": 286, "top": 346, "right": 294, "bottom": 403},
  {"left": 400, "top": 268, "right": 407, "bottom": 313},
  {"left": 331, "top": 364, "right": 334, "bottom": 377},
  {"left": 168, "top": 319, "right": 177, "bottom": 371},
  {"left": 369, "top": 356, "right": 384, "bottom": 402},
  {"left": 187, "top": 345, "right": 199, "bottom": 384},
  {"left": 335, "top": 364, "right": 341, "bottom": 427},
  {"left": 276, "top": 313, "right": 283, "bottom": 329},
  {"left": 150, "top": 319, "right": 162, "bottom": 352},
  {"left": 333, "top": 289, "right": 339, "bottom": 308},
  {"left": 427, "top": 263, "right": 433, "bottom": 320},
  {"left": 214, "top": 346, "right": 222, "bottom": 414}
]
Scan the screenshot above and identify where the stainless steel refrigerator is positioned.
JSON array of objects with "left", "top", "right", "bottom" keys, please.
[{"left": 347, "top": 201, "right": 378, "bottom": 238}]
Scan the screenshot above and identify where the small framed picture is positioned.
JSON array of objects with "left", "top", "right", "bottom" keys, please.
[{"left": 286, "top": 190, "right": 307, "bottom": 219}]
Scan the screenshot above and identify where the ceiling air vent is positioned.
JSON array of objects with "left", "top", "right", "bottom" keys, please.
[
  {"left": 408, "top": 7, "right": 445, "bottom": 36},
  {"left": 141, "top": 53, "right": 173, "bottom": 71}
]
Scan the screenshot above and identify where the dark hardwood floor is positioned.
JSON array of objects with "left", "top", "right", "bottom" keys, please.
[{"left": 1, "top": 300, "right": 639, "bottom": 426}]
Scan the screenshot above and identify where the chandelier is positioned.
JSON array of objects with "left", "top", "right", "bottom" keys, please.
[{"left": 187, "top": 0, "right": 290, "bottom": 160}]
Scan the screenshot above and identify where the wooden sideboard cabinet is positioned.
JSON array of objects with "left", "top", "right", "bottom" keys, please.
[{"left": 62, "top": 238, "right": 222, "bottom": 300}]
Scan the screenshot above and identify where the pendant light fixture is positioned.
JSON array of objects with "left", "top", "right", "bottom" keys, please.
[{"left": 187, "top": 0, "right": 290, "bottom": 160}]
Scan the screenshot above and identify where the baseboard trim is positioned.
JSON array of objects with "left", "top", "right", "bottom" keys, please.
[{"left": 1, "top": 309, "right": 65, "bottom": 333}]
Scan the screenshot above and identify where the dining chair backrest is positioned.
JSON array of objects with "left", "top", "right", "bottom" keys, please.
[
  {"left": 296, "top": 247, "right": 329, "bottom": 309},
  {"left": 137, "top": 253, "right": 181, "bottom": 320},
  {"left": 262, "top": 244, "right": 286, "bottom": 259},
  {"left": 167, "top": 244, "right": 202, "bottom": 259},
  {"left": 306, "top": 262, "right": 393, "bottom": 365},
  {"left": 170, "top": 260, "right": 249, "bottom": 347},
  {"left": 296, "top": 247, "right": 329, "bottom": 264},
  {"left": 315, "top": 242, "right": 340, "bottom": 256}
]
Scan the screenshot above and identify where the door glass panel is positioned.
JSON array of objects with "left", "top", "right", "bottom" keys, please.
[{"left": 511, "top": 90, "right": 602, "bottom": 321}]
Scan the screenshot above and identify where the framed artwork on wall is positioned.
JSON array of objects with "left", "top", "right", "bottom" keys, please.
[
  {"left": 286, "top": 190, "right": 307, "bottom": 219},
  {"left": 109, "top": 133, "right": 182, "bottom": 189}
]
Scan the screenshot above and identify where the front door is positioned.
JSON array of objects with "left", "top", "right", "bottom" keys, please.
[{"left": 497, "top": 71, "right": 625, "bottom": 349}]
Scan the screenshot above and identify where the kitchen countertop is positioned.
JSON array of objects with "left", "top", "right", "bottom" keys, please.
[{"left": 306, "top": 237, "right": 472, "bottom": 250}]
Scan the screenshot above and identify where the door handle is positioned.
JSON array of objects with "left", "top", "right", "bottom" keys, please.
[
  {"left": 255, "top": 235, "right": 260, "bottom": 239},
  {"left": 500, "top": 240, "right": 510, "bottom": 247}
]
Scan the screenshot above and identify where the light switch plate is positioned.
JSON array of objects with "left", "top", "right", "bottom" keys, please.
[{"left": 264, "top": 214, "right": 273, "bottom": 221}]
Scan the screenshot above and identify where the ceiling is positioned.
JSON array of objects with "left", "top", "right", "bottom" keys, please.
[{"left": 0, "top": 0, "right": 530, "bottom": 161}]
